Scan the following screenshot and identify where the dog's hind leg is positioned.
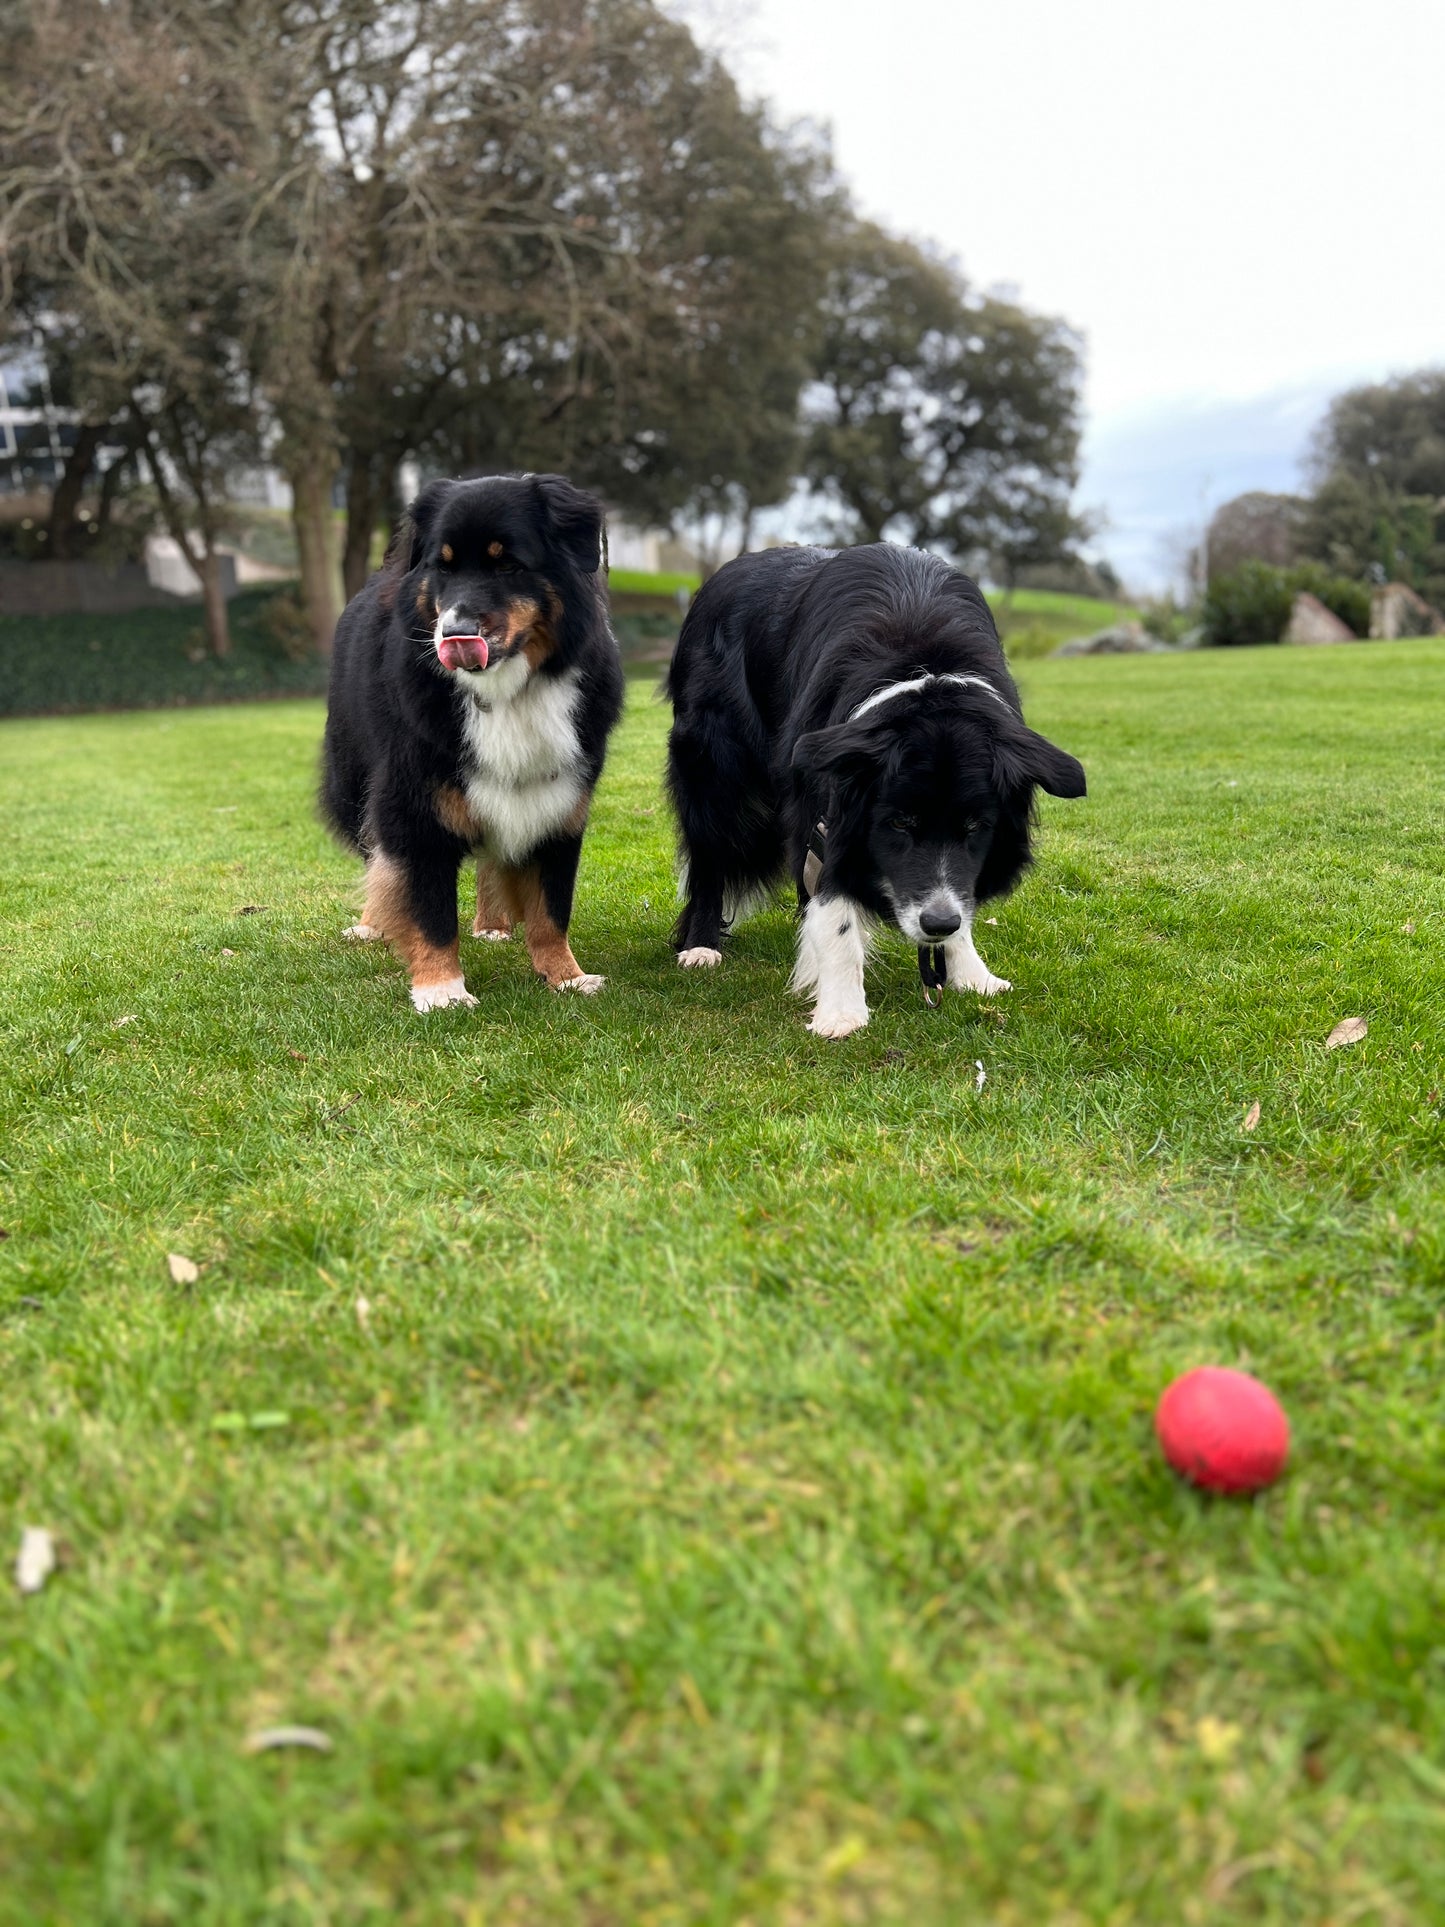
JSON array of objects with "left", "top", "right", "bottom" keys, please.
[
  {"left": 472, "top": 859, "right": 514, "bottom": 941},
  {"left": 675, "top": 864, "right": 727, "bottom": 967}
]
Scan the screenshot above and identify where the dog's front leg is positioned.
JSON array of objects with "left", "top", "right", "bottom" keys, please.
[
  {"left": 792, "top": 894, "right": 870, "bottom": 1038},
  {"left": 944, "top": 908, "right": 1011, "bottom": 997},
  {"left": 503, "top": 830, "right": 605, "bottom": 993}
]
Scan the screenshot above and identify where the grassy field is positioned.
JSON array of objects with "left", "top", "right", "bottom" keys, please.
[{"left": 2, "top": 640, "right": 1444, "bottom": 1923}]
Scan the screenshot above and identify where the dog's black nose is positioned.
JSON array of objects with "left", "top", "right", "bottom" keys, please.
[{"left": 919, "top": 902, "right": 962, "bottom": 938}]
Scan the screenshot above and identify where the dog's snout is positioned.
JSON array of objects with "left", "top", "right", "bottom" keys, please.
[{"left": 918, "top": 897, "right": 962, "bottom": 938}]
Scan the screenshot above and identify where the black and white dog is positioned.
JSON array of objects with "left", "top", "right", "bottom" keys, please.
[
  {"left": 666, "top": 544, "right": 1086, "bottom": 1038},
  {"left": 321, "top": 473, "right": 623, "bottom": 1011}
]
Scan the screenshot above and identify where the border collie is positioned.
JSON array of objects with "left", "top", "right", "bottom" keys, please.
[
  {"left": 321, "top": 473, "right": 623, "bottom": 1011},
  {"left": 666, "top": 544, "right": 1086, "bottom": 1038}
]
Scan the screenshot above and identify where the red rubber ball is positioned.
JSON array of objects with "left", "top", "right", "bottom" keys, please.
[{"left": 1155, "top": 1367, "right": 1290, "bottom": 1495}]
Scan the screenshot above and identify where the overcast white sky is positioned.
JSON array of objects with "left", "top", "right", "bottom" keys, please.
[{"left": 690, "top": 0, "right": 1445, "bottom": 588}]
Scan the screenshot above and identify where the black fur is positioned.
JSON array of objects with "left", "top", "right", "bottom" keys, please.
[
  {"left": 321, "top": 473, "right": 622, "bottom": 994},
  {"left": 666, "top": 542, "right": 1085, "bottom": 974}
]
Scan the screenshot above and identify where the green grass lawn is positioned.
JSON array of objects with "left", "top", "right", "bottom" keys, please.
[{"left": 2, "top": 640, "right": 1444, "bottom": 1922}]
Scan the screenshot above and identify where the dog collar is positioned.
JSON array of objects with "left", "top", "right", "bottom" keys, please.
[{"left": 848, "top": 672, "right": 1009, "bottom": 724}]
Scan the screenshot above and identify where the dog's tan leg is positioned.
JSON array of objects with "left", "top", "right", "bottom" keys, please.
[
  {"left": 473, "top": 860, "right": 515, "bottom": 941},
  {"left": 343, "top": 855, "right": 391, "bottom": 942},
  {"left": 500, "top": 863, "right": 604, "bottom": 994},
  {"left": 352, "top": 853, "right": 476, "bottom": 1011}
]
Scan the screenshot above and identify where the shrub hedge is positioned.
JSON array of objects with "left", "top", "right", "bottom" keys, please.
[{"left": 1203, "top": 561, "right": 1372, "bottom": 647}]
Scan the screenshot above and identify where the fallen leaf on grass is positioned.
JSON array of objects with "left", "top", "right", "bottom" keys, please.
[
  {"left": 1196, "top": 1715, "right": 1243, "bottom": 1765},
  {"left": 237, "top": 905, "right": 266, "bottom": 915},
  {"left": 1325, "top": 1017, "right": 1368, "bottom": 1050},
  {"left": 355, "top": 1295, "right": 371, "bottom": 1332},
  {"left": 983, "top": 917, "right": 998, "bottom": 926},
  {"left": 15, "top": 1526, "right": 56, "bottom": 1595},
  {"left": 1242, "top": 1101, "right": 1261, "bottom": 1132},
  {"left": 1403, "top": 922, "right": 1416, "bottom": 935},
  {"left": 242, "top": 1726, "right": 333, "bottom": 1755},
  {"left": 167, "top": 1252, "right": 200, "bottom": 1285},
  {"left": 112, "top": 1014, "right": 138, "bottom": 1029},
  {"left": 974, "top": 1060, "right": 987, "bottom": 1092},
  {"left": 220, "top": 947, "right": 236, "bottom": 957},
  {"left": 287, "top": 1049, "right": 307, "bottom": 1061}
]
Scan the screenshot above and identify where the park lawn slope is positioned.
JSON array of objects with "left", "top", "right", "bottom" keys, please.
[{"left": 1, "top": 640, "right": 1444, "bottom": 1921}]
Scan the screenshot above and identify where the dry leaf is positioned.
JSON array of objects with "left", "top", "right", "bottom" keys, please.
[
  {"left": 983, "top": 917, "right": 998, "bottom": 926},
  {"left": 242, "top": 1725, "right": 333, "bottom": 1755},
  {"left": 167, "top": 1252, "right": 200, "bottom": 1285},
  {"left": 1242, "top": 1101, "right": 1261, "bottom": 1132},
  {"left": 287, "top": 1049, "right": 307, "bottom": 1061},
  {"left": 112, "top": 1014, "right": 138, "bottom": 1028},
  {"left": 1195, "top": 1715, "right": 1243, "bottom": 1765},
  {"left": 220, "top": 947, "right": 236, "bottom": 957},
  {"left": 16, "top": 1526, "right": 56, "bottom": 1595},
  {"left": 974, "top": 1060, "right": 987, "bottom": 1092},
  {"left": 1325, "top": 1017, "right": 1368, "bottom": 1050},
  {"left": 1403, "top": 922, "right": 1416, "bottom": 935},
  {"left": 355, "top": 1295, "right": 371, "bottom": 1331},
  {"left": 238, "top": 905, "right": 266, "bottom": 915}
]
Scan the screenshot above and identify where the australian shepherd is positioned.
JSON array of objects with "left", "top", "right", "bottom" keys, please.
[
  {"left": 666, "top": 543, "right": 1086, "bottom": 1038},
  {"left": 321, "top": 473, "right": 623, "bottom": 1010}
]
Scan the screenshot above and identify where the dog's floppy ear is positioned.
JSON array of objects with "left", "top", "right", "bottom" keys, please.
[
  {"left": 383, "top": 478, "right": 453, "bottom": 579},
  {"left": 791, "top": 720, "right": 881, "bottom": 785},
  {"left": 533, "top": 473, "right": 604, "bottom": 574},
  {"left": 993, "top": 722, "right": 1087, "bottom": 799}
]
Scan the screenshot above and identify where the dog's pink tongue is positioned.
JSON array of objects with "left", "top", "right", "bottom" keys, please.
[{"left": 438, "top": 635, "right": 488, "bottom": 672}]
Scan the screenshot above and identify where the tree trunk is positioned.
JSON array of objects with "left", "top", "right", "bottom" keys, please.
[
  {"left": 342, "top": 449, "right": 390, "bottom": 602},
  {"left": 289, "top": 458, "right": 340, "bottom": 654},
  {"left": 198, "top": 546, "right": 231, "bottom": 657},
  {"left": 96, "top": 450, "right": 128, "bottom": 534},
  {"left": 134, "top": 417, "right": 229, "bottom": 658},
  {"left": 47, "top": 421, "right": 103, "bottom": 559}
]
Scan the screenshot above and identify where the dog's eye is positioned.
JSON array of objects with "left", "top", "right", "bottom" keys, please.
[{"left": 889, "top": 814, "right": 917, "bottom": 837}]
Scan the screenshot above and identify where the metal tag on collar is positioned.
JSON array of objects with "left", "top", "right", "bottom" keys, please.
[
  {"left": 802, "top": 819, "right": 827, "bottom": 899},
  {"left": 918, "top": 942, "right": 948, "bottom": 1009}
]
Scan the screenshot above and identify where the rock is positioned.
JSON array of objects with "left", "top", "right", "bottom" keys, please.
[
  {"left": 1053, "top": 621, "right": 1168, "bottom": 657},
  {"left": 1283, "top": 592, "right": 1355, "bottom": 644},
  {"left": 1369, "top": 581, "right": 1445, "bottom": 640}
]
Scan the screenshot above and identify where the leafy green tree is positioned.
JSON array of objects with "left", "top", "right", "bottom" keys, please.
[
  {"left": 1303, "top": 370, "right": 1445, "bottom": 608},
  {"left": 800, "top": 223, "right": 1085, "bottom": 572}
]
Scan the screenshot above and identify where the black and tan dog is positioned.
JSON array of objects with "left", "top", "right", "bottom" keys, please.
[
  {"left": 667, "top": 543, "right": 1086, "bottom": 1038},
  {"left": 321, "top": 473, "right": 623, "bottom": 1010}
]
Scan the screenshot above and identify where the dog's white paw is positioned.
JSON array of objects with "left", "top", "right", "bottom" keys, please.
[
  {"left": 808, "top": 1004, "right": 869, "bottom": 1040},
  {"left": 344, "top": 922, "right": 383, "bottom": 941},
  {"left": 678, "top": 946, "right": 723, "bottom": 968},
  {"left": 473, "top": 924, "right": 513, "bottom": 942},
  {"left": 954, "top": 969, "right": 1011, "bottom": 997},
  {"left": 554, "top": 973, "right": 605, "bottom": 995},
  {"left": 410, "top": 977, "right": 478, "bottom": 1012}
]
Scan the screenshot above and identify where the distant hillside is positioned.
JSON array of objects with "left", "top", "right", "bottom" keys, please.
[{"left": 987, "top": 589, "right": 1140, "bottom": 659}]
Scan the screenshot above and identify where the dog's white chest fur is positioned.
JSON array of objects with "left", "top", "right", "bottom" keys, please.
[{"left": 458, "top": 664, "right": 585, "bottom": 863}]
